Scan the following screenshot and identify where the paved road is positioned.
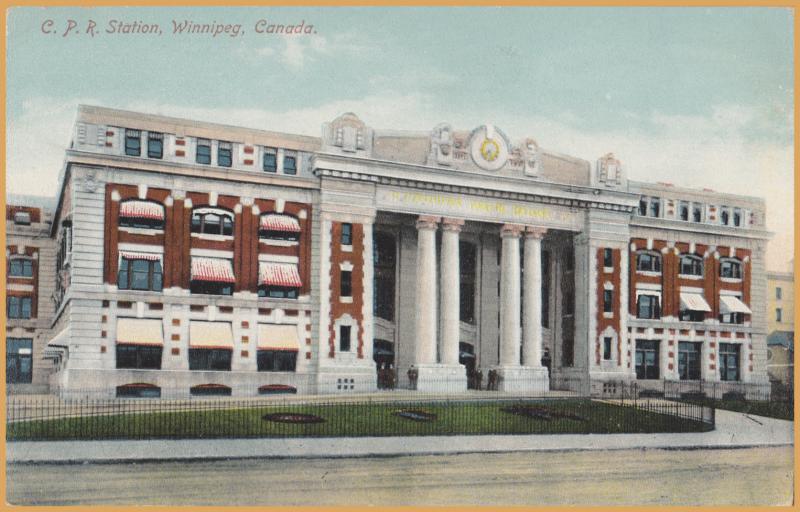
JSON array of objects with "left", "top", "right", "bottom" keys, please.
[{"left": 7, "top": 446, "right": 793, "bottom": 506}]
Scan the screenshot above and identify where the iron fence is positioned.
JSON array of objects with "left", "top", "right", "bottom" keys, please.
[{"left": 6, "top": 390, "right": 714, "bottom": 441}]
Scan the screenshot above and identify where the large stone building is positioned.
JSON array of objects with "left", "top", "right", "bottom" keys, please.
[{"left": 7, "top": 105, "right": 772, "bottom": 398}]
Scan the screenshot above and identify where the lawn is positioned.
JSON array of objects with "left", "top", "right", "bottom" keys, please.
[
  {"left": 7, "top": 399, "right": 711, "bottom": 441},
  {"left": 684, "top": 398, "right": 793, "bottom": 421}
]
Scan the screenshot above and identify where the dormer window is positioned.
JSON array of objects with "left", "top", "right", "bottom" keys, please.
[
  {"left": 259, "top": 213, "right": 300, "bottom": 241},
  {"left": 119, "top": 200, "right": 165, "bottom": 230},
  {"left": 679, "top": 254, "right": 703, "bottom": 277},
  {"left": 720, "top": 258, "right": 742, "bottom": 279},
  {"left": 636, "top": 251, "right": 661, "bottom": 273},
  {"left": 13, "top": 211, "right": 31, "bottom": 225},
  {"left": 191, "top": 207, "right": 234, "bottom": 237}
]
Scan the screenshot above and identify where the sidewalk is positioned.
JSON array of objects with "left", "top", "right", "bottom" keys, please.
[{"left": 7, "top": 409, "right": 793, "bottom": 464}]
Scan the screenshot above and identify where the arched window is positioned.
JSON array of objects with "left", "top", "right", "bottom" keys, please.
[
  {"left": 259, "top": 213, "right": 301, "bottom": 241},
  {"left": 720, "top": 258, "right": 743, "bottom": 279},
  {"left": 191, "top": 207, "right": 234, "bottom": 236},
  {"left": 636, "top": 251, "right": 661, "bottom": 273},
  {"left": 119, "top": 199, "right": 165, "bottom": 230},
  {"left": 679, "top": 254, "right": 703, "bottom": 277}
]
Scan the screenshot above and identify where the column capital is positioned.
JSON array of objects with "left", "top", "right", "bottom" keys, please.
[
  {"left": 524, "top": 226, "right": 548, "bottom": 239},
  {"left": 416, "top": 215, "right": 441, "bottom": 231},
  {"left": 500, "top": 223, "right": 525, "bottom": 238},
  {"left": 441, "top": 217, "right": 465, "bottom": 233}
]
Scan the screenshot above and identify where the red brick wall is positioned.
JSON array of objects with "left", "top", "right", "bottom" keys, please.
[
  {"left": 328, "top": 222, "right": 365, "bottom": 359},
  {"left": 595, "top": 248, "right": 621, "bottom": 364},
  {"left": 6, "top": 245, "right": 39, "bottom": 318},
  {"left": 6, "top": 205, "right": 41, "bottom": 224}
]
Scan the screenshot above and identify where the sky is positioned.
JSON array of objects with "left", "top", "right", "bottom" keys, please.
[{"left": 5, "top": 7, "right": 794, "bottom": 270}]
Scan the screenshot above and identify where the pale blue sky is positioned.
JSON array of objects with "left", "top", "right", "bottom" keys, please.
[{"left": 6, "top": 7, "right": 794, "bottom": 268}]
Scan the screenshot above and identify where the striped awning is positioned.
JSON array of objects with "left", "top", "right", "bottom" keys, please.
[
  {"left": 720, "top": 295, "right": 752, "bottom": 315},
  {"left": 257, "top": 324, "right": 300, "bottom": 351},
  {"left": 260, "top": 214, "right": 301, "bottom": 232},
  {"left": 189, "top": 321, "right": 234, "bottom": 349},
  {"left": 680, "top": 292, "right": 712, "bottom": 312},
  {"left": 259, "top": 262, "right": 302, "bottom": 287},
  {"left": 191, "top": 257, "right": 235, "bottom": 283},
  {"left": 119, "top": 200, "right": 165, "bottom": 220},
  {"left": 116, "top": 318, "right": 164, "bottom": 346},
  {"left": 120, "top": 251, "right": 161, "bottom": 262}
]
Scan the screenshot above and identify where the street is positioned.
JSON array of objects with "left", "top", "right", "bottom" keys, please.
[{"left": 6, "top": 446, "right": 793, "bottom": 506}]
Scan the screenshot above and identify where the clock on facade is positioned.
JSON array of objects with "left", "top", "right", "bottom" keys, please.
[{"left": 469, "top": 124, "right": 509, "bottom": 171}]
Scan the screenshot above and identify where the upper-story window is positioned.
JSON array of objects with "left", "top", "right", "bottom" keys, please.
[
  {"left": 636, "top": 293, "right": 661, "bottom": 320},
  {"left": 8, "top": 258, "right": 33, "bottom": 278},
  {"left": 283, "top": 154, "right": 297, "bottom": 175},
  {"left": 147, "top": 132, "right": 163, "bottom": 159},
  {"left": 118, "top": 253, "right": 163, "bottom": 291},
  {"left": 341, "top": 223, "right": 353, "bottom": 246},
  {"left": 191, "top": 207, "right": 234, "bottom": 237},
  {"left": 650, "top": 198, "right": 661, "bottom": 218},
  {"left": 263, "top": 149, "right": 277, "bottom": 173},
  {"left": 125, "top": 129, "right": 141, "bottom": 156},
  {"left": 7, "top": 296, "right": 32, "bottom": 319},
  {"left": 259, "top": 213, "right": 300, "bottom": 241},
  {"left": 692, "top": 203, "right": 703, "bottom": 223},
  {"left": 258, "top": 262, "right": 301, "bottom": 299},
  {"left": 720, "top": 207, "right": 730, "bottom": 226},
  {"left": 218, "top": 141, "right": 233, "bottom": 167},
  {"left": 776, "top": 287, "right": 782, "bottom": 300},
  {"left": 733, "top": 207, "right": 742, "bottom": 227},
  {"left": 679, "top": 201, "right": 690, "bottom": 221},
  {"left": 637, "top": 196, "right": 660, "bottom": 217},
  {"left": 679, "top": 254, "right": 703, "bottom": 277},
  {"left": 636, "top": 251, "right": 661, "bottom": 273},
  {"left": 191, "top": 257, "right": 235, "bottom": 296},
  {"left": 119, "top": 200, "right": 165, "bottom": 230},
  {"left": 603, "top": 248, "right": 613, "bottom": 268},
  {"left": 13, "top": 211, "right": 31, "bottom": 225},
  {"left": 720, "top": 258, "right": 742, "bottom": 279},
  {"left": 196, "top": 138, "right": 212, "bottom": 165},
  {"left": 638, "top": 198, "right": 647, "bottom": 216}
]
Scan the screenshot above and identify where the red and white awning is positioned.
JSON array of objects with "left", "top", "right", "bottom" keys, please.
[
  {"left": 191, "top": 257, "right": 235, "bottom": 283},
  {"left": 679, "top": 292, "right": 711, "bottom": 312},
  {"left": 119, "top": 200, "right": 165, "bottom": 220},
  {"left": 260, "top": 214, "right": 301, "bottom": 232},
  {"left": 720, "top": 295, "right": 752, "bottom": 315},
  {"left": 120, "top": 251, "right": 162, "bottom": 262},
  {"left": 259, "top": 262, "right": 302, "bottom": 287}
]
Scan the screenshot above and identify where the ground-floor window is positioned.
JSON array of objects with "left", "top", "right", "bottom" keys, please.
[
  {"left": 679, "top": 310, "right": 705, "bottom": 322},
  {"left": 6, "top": 338, "right": 32, "bottom": 384},
  {"left": 258, "top": 286, "right": 299, "bottom": 299},
  {"left": 116, "top": 383, "right": 161, "bottom": 398},
  {"left": 116, "top": 344, "right": 162, "bottom": 370},
  {"left": 190, "top": 281, "right": 233, "bottom": 296},
  {"left": 190, "top": 384, "right": 232, "bottom": 396},
  {"left": 257, "top": 350, "right": 297, "bottom": 372},
  {"left": 188, "top": 348, "right": 232, "bottom": 371},
  {"left": 719, "top": 343, "right": 740, "bottom": 381},
  {"left": 678, "top": 342, "right": 702, "bottom": 380},
  {"left": 635, "top": 340, "right": 660, "bottom": 380}
]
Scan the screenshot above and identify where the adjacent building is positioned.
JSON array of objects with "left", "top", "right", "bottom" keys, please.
[
  {"left": 7, "top": 105, "right": 773, "bottom": 398},
  {"left": 766, "top": 268, "right": 794, "bottom": 386}
]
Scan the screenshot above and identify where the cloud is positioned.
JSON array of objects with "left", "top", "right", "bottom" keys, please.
[
  {"left": 253, "top": 31, "right": 375, "bottom": 71},
  {"left": 6, "top": 95, "right": 793, "bottom": 270}
]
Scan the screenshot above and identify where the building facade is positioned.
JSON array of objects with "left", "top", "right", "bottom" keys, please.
[
  {"left": 766, "top": 269, "right": 794, "bottom": 385},
  {"left": 9, "top": 105, "right": 772, "bottom": 398}
]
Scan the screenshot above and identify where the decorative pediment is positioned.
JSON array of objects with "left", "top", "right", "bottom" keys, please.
[
  {"left": 596, "top": 152, "right": 624, "bottom": 187},
  {"left": 322, "top": 112, "right": 373, "bottom": 155},
  {"left": 509, "top": 137, "right": 541, "bottom": 176},
  {"left": 428, "top": 123, "right": 454, "bottom": 166}
]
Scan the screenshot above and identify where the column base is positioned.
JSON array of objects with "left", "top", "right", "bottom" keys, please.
[
  {"left": 489, "top": 366, "right": 550, "bottom": 393},
  {"left": 409, "top": 364, "right": 468, "bottom": 393}
]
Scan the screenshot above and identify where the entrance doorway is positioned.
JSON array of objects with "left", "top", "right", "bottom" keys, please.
[{"left": 373, "top": 339, "right": 396, "bottom": 389}]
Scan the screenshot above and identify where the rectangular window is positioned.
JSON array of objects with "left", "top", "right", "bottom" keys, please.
[
  {"left": 339, "top": 325, "right": 351, "bottom": 352},
  {"left": 283, "top": 155, "right": 297, "bottom": 175},
  {"left": 257, "top": 350, "right": 298, "bottom": 372},
  {"left": 218, "top": 141, "right": 232, "bottom": 167},
  {"left": 678, "top": 342, "right": 702, "bottom": 380},
  {"left": 720, "top": 207, "right": 730, "bottom": 225},
  {"left": 692, "top": 204, "right": 703, "bottom": 222},
  {"left": 196, "top": 138, "right": 212, "bottom": 165},
  {"left": 636, "top": 294, "right": 660, "bottom": 319},
  {"left": 116, "top": 345, "right": 162, "bottom": 370},
  {"left": 649, "top": 197, "right": 660, "bottom": 218},
  {"left": 603, "top": 248, "right": 613, "bottom": 268},
  {"left": 9, "top": 259, "right": 33, "bottom": 278},
  {"left": 638, "top": 198, "right": 648, "bottom": 216},
  {"left": 191, "top": 281, "right": 233, "bottom": 296},
  {"left": 603, "top": 289, "right": 613, "bottom": 313},
  {"left": 733, "top": 208, "right": 742, "bottom": 227},
  {"left": 679, "top": 201, "right": 689, "bottom": 221},
  {"left": 776, "top": 308, "right": 782, "bottom": 322},
  {"left": 147, "top": 132, "right": 163, "bottom": 159},
  {"left": 13, "top": 211, "right": 31, "bottom": 225},
  {"left": 341, "top": 223, "right": 353, "bottom": 245},
  {"left": 118, "top": 258, "right": 163, "bottom": 292},
  {"left": 125, "top": 129, "right": 141, "bottom": 156},
  {"left": 188, "top": 348, "right": 232, "bottom": 371},
  {"left": 6, "top": 338, "right": 32, "bottom": 384},
  {"left": 679, "top": 309, "right": 705, "bottom": 322},
  {"left": 719, "top": 343, "right": 740, "bottom": 382},
  {"left": 263, "top": 150, "right": 277, "bottom": 172},
  {"left": 7, "top": 296, "right": 32, "bottom": 319},
  {"left": 776, "top": 287, "right": 782, "bottom": 300},
  {"left": 258, "top": 286, "right": 298, "bottom": 299},
  {"left": 719, "top": 312, "right": 745, "bottom": 325},
  {"left": 635, "top": 340, "right": 660, "bottom": 380},
  {"left": 340, "top": 270, "right": 352, "bottom": 297},
  {"left": 603, "top": 337, "right": 612, "bottom": 360}
]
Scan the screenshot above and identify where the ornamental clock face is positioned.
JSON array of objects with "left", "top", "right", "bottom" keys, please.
[{"left": 469, "top": 125, "right": 509, "bottom": 171}]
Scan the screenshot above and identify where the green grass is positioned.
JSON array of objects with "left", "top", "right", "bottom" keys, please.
[
  {"left": 7, "top": 399, "right": 711, "bottom": 441},
  {"left": 684, "top": 398, "right": 793, "bottom": 420}
]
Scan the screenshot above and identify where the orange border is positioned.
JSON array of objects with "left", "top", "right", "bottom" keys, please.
[{"left": 0, "top": 3, "right": 797, "bottom": 512}]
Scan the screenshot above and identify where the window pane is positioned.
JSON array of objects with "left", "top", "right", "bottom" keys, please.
[
  {"left": 196, "top": 143, "right": 211, "bottom": 165},
  {"left": 148, "top": 137, "right": 163, "bottom": 159},
  {"left": 218, "top": 148, "right": 232, "bottom": 167},
  {"left": 283, "top": 156, "right": 297, "bottom": 175},
  {"left": 222, "top": 216, "right": 233, "bottom": 236},
  {"left": 341, "top": 223, "right": 353, "bottom": 245},
  {"left": 263, "top": 152, "right": 277, "bottom": 172}
]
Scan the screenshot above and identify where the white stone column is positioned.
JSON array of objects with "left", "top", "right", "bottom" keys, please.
[
  {"left": 440, "top": 218, "right": 464, "bottom": 366},
  {"left": 523, "top": 227, "right": 547, "bottom": 368},
  {"left": 499, "top": 224, "right": 523, "bottom": 366},
  {"left": 414, "top": 215, "right": 440, "bottom": 365}
]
